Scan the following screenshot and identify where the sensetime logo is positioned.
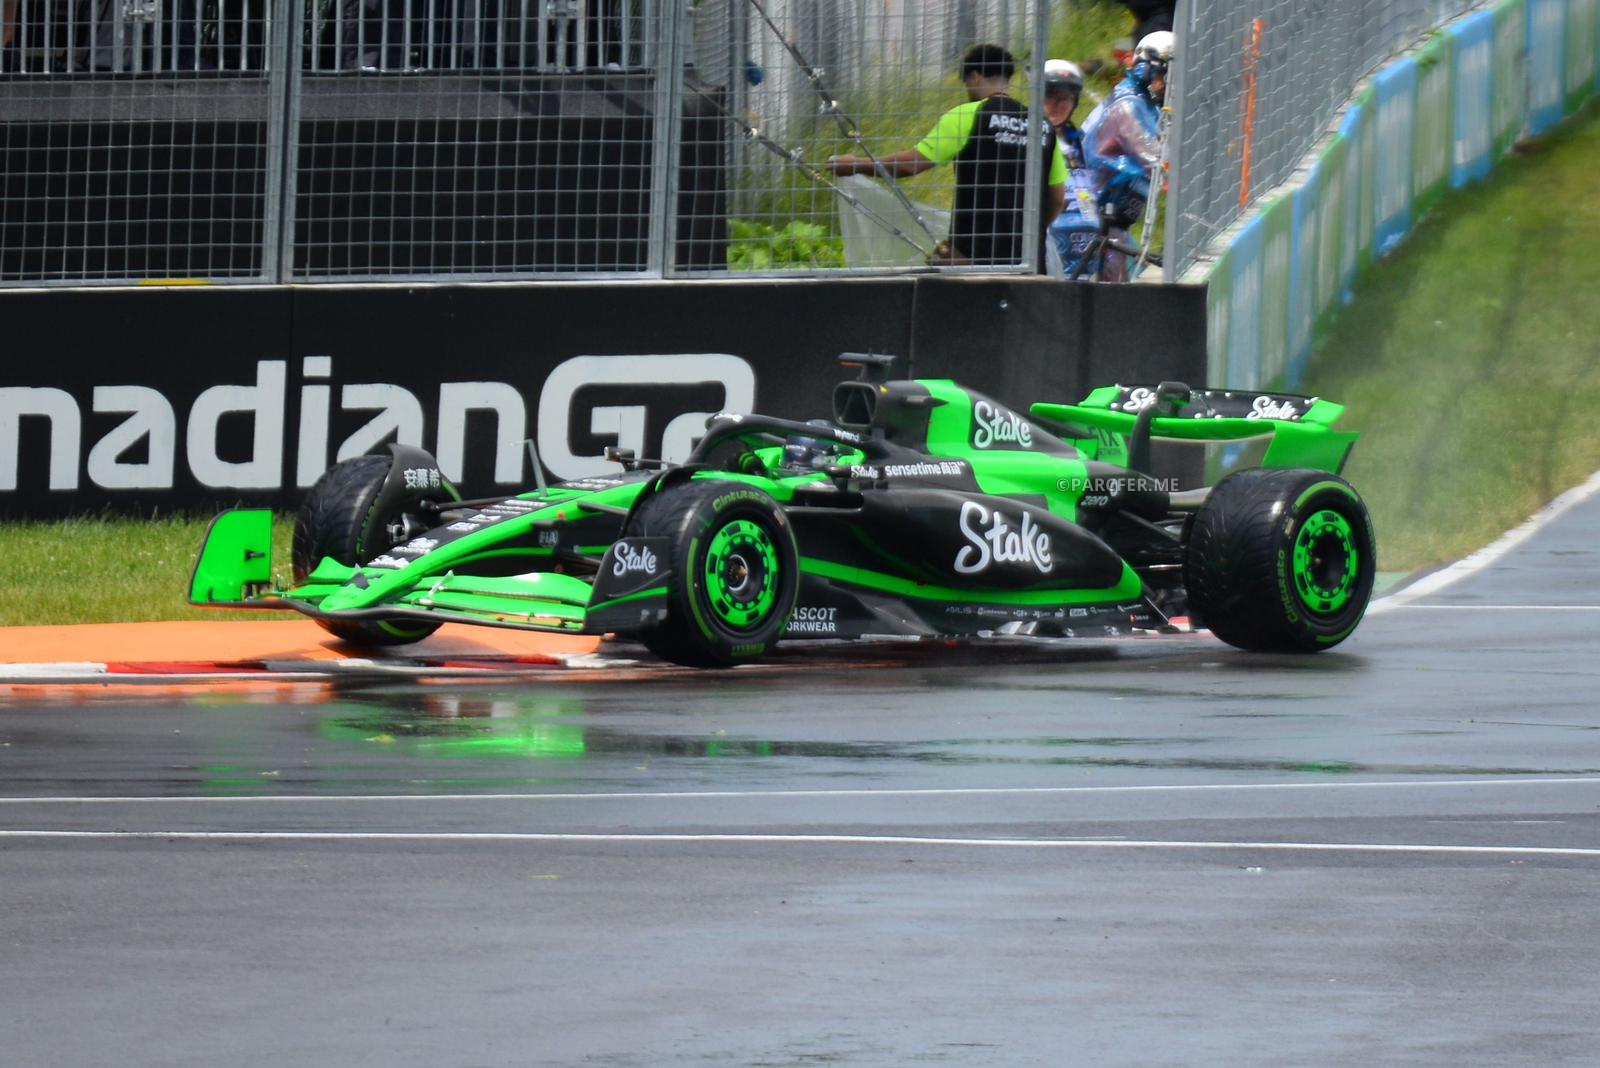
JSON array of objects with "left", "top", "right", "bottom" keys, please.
[{"left": 0, "top": 353, "right": 755, "bottom": 495}]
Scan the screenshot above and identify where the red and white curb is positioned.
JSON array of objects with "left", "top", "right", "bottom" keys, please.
[{"left": 0, "top": 631, "right": 1208, "bottom": 684}]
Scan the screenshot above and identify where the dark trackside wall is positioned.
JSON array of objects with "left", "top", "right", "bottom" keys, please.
[{"left": 0, "top": 277, "right": 1207, "bottom": 519}]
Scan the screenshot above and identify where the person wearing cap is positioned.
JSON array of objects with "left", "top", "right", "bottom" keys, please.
[
  {"left": 1079, "top": 29, "right": 1172, "bottom": 281},
  {"left": 828, "top": 43, "right": 1067, "bottom": 269},
  {"left": 1040, "top": 59, "right": 1100, "bottom": 277}
]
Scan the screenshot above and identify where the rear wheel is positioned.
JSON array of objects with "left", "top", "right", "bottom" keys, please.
[
  {"left": 292, "top": 454, "right": 442, "bottom": 647},
  {"left": 1185, "top": 468, "right": 1374, "bottom": 652},
  {"left": 625, "top": 480, "right": 799, "bottom": 667}
]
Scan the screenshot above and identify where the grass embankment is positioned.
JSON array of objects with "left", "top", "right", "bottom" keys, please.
[
  {"left": 0, "top": 515, "right": 294, "bottom": 627},
  {"left": 1301, "top": 101, "right": 1600, "bottom": 571},
  {"left": 5, "top": 103, "right": 1600, "bottom": 626}
]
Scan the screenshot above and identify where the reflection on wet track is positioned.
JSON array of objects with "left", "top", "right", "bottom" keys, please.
[{"left": 5, "top": 612, "right": 1600, "bottom": 800}]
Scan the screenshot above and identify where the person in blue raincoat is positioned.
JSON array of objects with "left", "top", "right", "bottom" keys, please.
[{"left": 1080, "top": 30, "right": 1172, "bottom": 281}]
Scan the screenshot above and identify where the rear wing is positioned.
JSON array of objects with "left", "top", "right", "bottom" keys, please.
[{"left": 1032, "top": 384, "right": 1359, "bottom": 474}]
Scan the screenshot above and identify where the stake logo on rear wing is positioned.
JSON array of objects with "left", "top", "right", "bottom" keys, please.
[
  {"left": 1107, "top": 386, "right": 1321, "bottom": 422},
  {"left": 1032, "top": 383, "right": 1359, "bottom": 474}
]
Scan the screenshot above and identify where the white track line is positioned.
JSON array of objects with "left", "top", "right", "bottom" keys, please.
[
  {"left": 1382, "top": 604, "right": 1600, "bottom": 611},
  {"left": 0, "top": 829, "right": 1595, "bottom": 857},
  {"left": 2, "top": 776, "right": 1598, "bottom": 805},
  {"left": 1372, "top": 465, "right": 1600, "bottom": 613}
]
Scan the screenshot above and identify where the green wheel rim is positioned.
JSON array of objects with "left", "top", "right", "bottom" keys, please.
[
  {"left": 702, "top": 518, "right": 781, "bottom": 631},
  {"left": 1292, "top": 509, "right": 1359, "bottom": 614},
  {"left": 377, "top": 620, "right": 436, "bottom": 640}
]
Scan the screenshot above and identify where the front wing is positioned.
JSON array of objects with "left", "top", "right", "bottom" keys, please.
[{"left": 188, "top": 510, "right": 673, "bottom": 637}]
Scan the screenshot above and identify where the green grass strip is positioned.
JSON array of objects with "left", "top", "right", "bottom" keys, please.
[{"left": 0, "top": 514, "right": 296, "bottom": 628}]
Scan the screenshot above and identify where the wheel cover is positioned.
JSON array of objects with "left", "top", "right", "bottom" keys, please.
[
  {"left": 701, "top": 518, "right": 781, "bottom": 631},
  {"left": 1292, "top": 509, "right": 1359, "bottom": 614}
]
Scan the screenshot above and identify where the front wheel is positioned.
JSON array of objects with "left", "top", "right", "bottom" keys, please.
[
  {"left": 625, "top": 480, "right": 800, "bottom": 667},
  {"left": 292, "top": 453, "right": 443, "bottom": 647},
  {"left": 1185, "top": 468, "right": 1375, "bottom": 652}
]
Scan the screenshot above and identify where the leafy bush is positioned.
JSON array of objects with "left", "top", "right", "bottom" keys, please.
[{"left": 727, "top": 219, "right": 847, "bottom": 270}]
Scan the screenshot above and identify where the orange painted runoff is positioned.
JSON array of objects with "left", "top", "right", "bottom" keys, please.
[{"left": 0, "top": 620, "right": 601, "bottom": 665}]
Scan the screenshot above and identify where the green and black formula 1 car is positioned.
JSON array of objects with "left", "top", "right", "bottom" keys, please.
[{"left": 190, "top": 354, "right": 1375, "bottom": 666}]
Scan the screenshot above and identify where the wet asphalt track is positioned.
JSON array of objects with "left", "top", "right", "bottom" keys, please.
[{"left": 4, "top": 486, "right": 1600, "bottom": 1067}]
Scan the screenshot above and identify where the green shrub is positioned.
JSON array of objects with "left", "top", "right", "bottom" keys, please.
[{"left": 727, "top": 219, "right": 847, "bottom": 270}]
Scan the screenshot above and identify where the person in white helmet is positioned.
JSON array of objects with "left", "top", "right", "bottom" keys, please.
[
  {"left": 1040, "top": 59, "right": 1101, "bottom": 277},
  {"left": 1079, "top": 29, "right": 1172, "bottom": 281}
]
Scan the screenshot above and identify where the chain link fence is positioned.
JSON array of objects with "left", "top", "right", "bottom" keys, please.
[
  {"left": 1, "top": 0, "right": 1058, "bottom": 283},
  {"left": 0, "top": 0, "right": 678, "bottom": 282},
  {"left": 2, "top": 0, "right": 1520, "bottom": 285},
  {"left": 1166, "top": 0, "right": 1483, "bottom": 280}
]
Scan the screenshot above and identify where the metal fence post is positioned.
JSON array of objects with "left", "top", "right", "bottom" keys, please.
[
  {"left": 1021, "top": 0, "right": 1049, "bottom": 275},
  {"left": 263, "top": 0, "right": 301, "bottom": 283},
  {"left": 1163, "top": 0, "right": 1190, "bottom": 283},
  {"left": 650, "top": 0, "right": 689, "bottom": 277}
]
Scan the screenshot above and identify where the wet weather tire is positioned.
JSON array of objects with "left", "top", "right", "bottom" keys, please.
[
  {"left": 626, "top": 480, "right": 800, "bottom": 667},
  {"left": 291, "top": 454, "right": 442, "bottom": 647},
  {"left": 1185, "top": 468, "right": 1374, "bottom": 653}
]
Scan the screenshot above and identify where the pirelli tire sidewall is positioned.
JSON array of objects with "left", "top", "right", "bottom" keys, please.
[
  {"left": 1185, "top": 469, "right": 1375, "bottom": 653},
  {"left": 630, "top": 480, "right": 800, "bottom": 667}
]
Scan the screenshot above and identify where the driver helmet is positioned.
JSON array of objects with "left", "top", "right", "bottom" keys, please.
[{"left": 782, "top": 419, "right": 840, "bottom": 471}]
